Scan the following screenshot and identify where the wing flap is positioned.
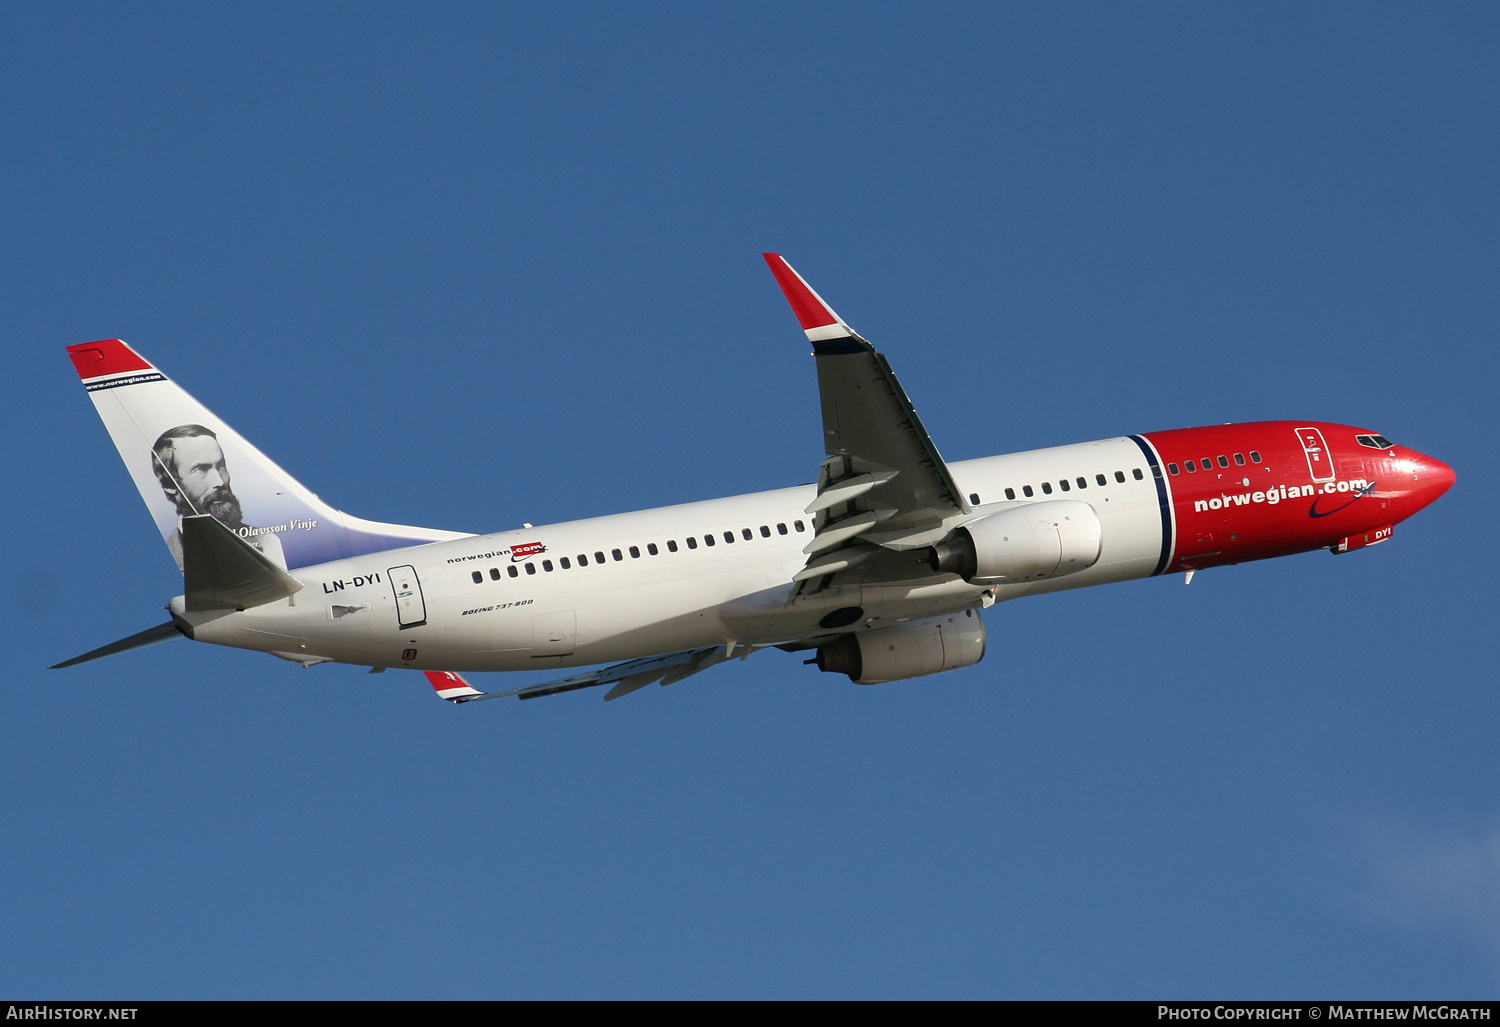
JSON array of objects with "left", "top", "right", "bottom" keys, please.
[{"left": 803, "top": 470, "right": 897, "bottom": 514}]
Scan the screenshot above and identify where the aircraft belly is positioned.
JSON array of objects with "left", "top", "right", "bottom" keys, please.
[{"left": 580, "top": 571, "right": 761, "bottom": 651}]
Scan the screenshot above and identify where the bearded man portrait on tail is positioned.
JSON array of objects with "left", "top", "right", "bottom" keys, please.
[{"left": 151, "top": 423, "right": 287, "bottom": 571}]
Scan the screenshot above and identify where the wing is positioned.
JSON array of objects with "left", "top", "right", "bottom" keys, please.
[
  {"left": 763, "top": 254, "right": 970, "bottom": 591},
  {"left": 424, "top": 644, "right": 760, "bottom": 704}
]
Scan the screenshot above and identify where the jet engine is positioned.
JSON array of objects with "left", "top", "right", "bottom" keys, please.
[
  {"left": 811, "top": 610, "right": 987, "bottom": 684},
  {"left": 927, "top": 500, "right": 1101, "bottom": 585}
]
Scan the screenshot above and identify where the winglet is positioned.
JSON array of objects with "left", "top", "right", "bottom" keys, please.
[
  {"left": 762, "top": 253, "right": 859, "bottom": 345},
  {"left": 426, "top": 670, "right": 485, "bottom": 703}
]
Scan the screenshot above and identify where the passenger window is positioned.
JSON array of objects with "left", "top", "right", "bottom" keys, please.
[
  {"left": 578, "top": 554, "right": 588, "bottom": 566},
  {"left": 1005, "top": 488, "right": 1016, "bottom": 500},
  {"left": 489, "top": 568, "right": 501, "bottom": 581},
  {"left": 471, "top": 571, "right": 483, "bottom": 584},
  {"left": 742, "top": 528, "right": 753, "bottom": 540},
  {"left": 1186, "top": 460, "right": 1196, "bottom": 472},
  {"left": 525, "top": 563, "right": 536, "bottom": 575},
  {"left": 667, "top": 540, "right": 678, "bottom": 552},
  {"left": 629, "top": 546, "right": 640, "bottom": 558},
  {"left": 969, "top": 493, "right": 980, "bottom": 505},
  {"left": 1096, "top": 474, "right": 1106, "bottom": 486},
  {"left": 542, "top": 560, "right": 553, "bottom": 572},
  {"left": 1201, "top": 457, "right": 1212, "bottom": 469},
  {"left": 760, "top": 525, "right": 770, "bottom": 537},
  {"left": 705, "top": 535, "right": 716, "bottom": 547},
  {"left": 1234, "top": 453, "right": 1245, "bottom": 465},
  {"left": 1133, "top": 468, "right": 1144, "bottom": 480},
  {"left": 560, "top": 557, "right": 571, "bottom": 569},
  {"left": 612, "top": 549, "right": 623, "bottom": 561},
  {"left": 1114, "top": 471, "right": 1125, "bottom": 483},
  {"left": 794, "top": 520, "right": 806, "bottom": 532},
  {"left": 647, "top": 543, "right": 658, "bottom": 556},
  {"left": 1218, "top": 455, "right": 1229, "bottom": 468},
  {"left": 594, "top": 551, "right": 605, "bottom": 564},
  {"left": 1076, "top": 477, "right": 1087, "bottom": 489},
  {"left": 1168, "top": 463, "right": 1179, "bottom": 475},
  {"left": 723, "top": 531, "right": 734, "bottom": 544},
  {"left": 1152, "top": 464, "right": 1163, "bottom": 478},
  {"left": 1250, "top": 450, "right": 1262, "bottom": 463},
  {"left": 1058, "top": 479, "right": 1070, "bottom": 492},
  {"left": 686, "top": 537, "right": 698, "bottom": 550},
  {"left": 777, "top": 523, "right": 788, "bottom": 535},
  {"left": 1023, "top": 485, "right": 1034, "bottom": 497},
  {"left": 1041, "top": 482, "right": 1053, "bottom": 494},
  {"left": 507, "top": 566, "right": 518, "bottom": 578}
]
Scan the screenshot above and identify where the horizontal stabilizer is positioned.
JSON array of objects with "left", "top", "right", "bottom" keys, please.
[
  {"left": 51, "top": 621, "right": 184, "bottom": 669},
  {"left": 182, "top": 514, "right": 304, "bottom": 612}
]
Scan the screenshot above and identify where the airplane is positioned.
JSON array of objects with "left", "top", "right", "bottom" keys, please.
[{"left": 54, "top": 254, "right": 1456, "bottom": 703}]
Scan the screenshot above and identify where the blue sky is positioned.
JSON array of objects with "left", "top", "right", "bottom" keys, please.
[{"left": 2, "top": 3, "right": 1495, "bottom": 998}]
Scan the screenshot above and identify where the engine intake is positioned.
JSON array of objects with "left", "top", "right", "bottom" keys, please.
[
  {"left": 812, "top": 610, "right": 987, "bottom": 684},
  {"left": 928, "top": 500, "right": 1101, "bottom": 585}
]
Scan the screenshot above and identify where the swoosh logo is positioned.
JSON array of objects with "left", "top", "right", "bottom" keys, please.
[{"left": 1308, "top": 480, "right": 1377, "bottom": 518}]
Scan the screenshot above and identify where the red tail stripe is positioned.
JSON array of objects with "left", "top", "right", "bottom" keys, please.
[{"left": 66, "top": 339, "right": 153, "bottom": 380}]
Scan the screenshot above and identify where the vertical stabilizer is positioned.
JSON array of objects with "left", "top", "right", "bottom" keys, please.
[{"left": 68, "top": 339, "right": 469, "bottom": 571}]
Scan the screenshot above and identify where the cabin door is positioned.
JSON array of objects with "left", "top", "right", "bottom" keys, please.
[{"left": 388, "top": 565, "right": 428, "bottom": 629}]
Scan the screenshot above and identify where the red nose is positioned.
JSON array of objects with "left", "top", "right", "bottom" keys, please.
[{"left": 1414, "top": 453, "right": 1456, "bottom": 507}]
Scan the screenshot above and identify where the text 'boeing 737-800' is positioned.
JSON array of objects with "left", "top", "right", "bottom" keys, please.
[{"left": 54, "top": 254, "right": 1455, "bottom": 704}]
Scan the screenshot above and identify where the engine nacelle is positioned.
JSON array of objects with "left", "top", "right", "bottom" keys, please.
[
  {"left": 812, "top": 610, "right": 987, "bottom": 684},
  {"left": 928, "top": 500, "right": 1101, "bottom": 585}
]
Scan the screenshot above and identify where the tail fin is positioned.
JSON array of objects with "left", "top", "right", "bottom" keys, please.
[{"left": 67, "top": 339, "right": 468, "bottom": 571}]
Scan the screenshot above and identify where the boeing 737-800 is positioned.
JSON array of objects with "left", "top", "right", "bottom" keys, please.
[{"left": 54, "top": 254, "right": 1456, "bottom": 703}]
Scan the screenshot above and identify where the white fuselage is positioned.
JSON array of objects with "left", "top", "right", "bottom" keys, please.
[{"left": 173, "top": 437, "right": 1168, "bottom": 672}]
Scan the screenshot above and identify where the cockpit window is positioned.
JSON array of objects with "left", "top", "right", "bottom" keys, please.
[{"left": 1356, "top": 434, "right": 1396, "bottom": 450}]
